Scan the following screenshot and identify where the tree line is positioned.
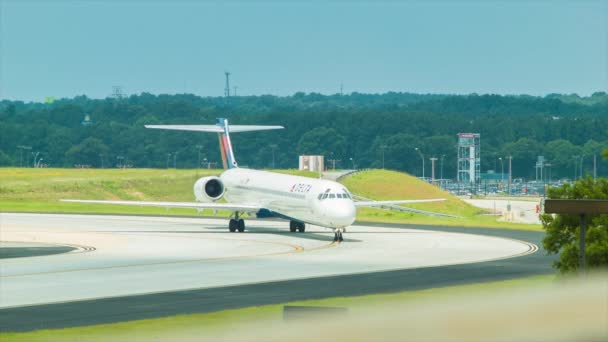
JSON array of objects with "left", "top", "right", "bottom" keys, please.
[{"left": 0, "top": 91, "right": 607, "bottom": 180}]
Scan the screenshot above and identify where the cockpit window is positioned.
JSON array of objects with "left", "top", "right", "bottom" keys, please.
[{"left": 318, "top": 191, "right": 352, "bottom": 200}]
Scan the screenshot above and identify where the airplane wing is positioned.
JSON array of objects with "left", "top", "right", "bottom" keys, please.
[
  {"left": 353, "top": 199, "right": 446, "bottom": 207},
  {"left": 61, "top": 199, "right": 261, "bottom": 212},
  {"left": 353, "top": 197, "right": 461, "bottom": 218}
]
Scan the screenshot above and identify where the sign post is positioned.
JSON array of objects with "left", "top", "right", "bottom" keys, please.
[{"left": 543, "top": 199, "right": 608, "bottom": 273}]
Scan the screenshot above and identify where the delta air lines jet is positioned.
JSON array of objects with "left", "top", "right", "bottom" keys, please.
[{"left": 64, "top": 118, "right": 446, "bottom": 242}]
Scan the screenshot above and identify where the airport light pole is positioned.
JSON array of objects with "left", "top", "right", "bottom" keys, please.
[
  {"left": 579, "top": 155, "right": 584, "bottom": 180},
  {"left": 544, "top": 162, "right": 552, "bottom": 197},
  {"left": 573, "top": 155, "right": 579, "bottom": 180},
  {"left": 173, "top": 151, "right": 178, "bottom": 169},
  {"left": 593, "top": 154, "right": 597, "bottom": 181},
  {"left": 380, "top": 145, "right": 387, "bottom": 169},
  {"left": 17, "top": 145, "right": 32, "bottom": 167},
  {"left": 415, "top": 147, "right": 425, "bottom": 179},
  {"left": 270, "top": 144, "right": 278, "bottom": 169},
  {"left": 349, "top": 157, "right": 355, "bottom": 170},
  {"left": 440, "top": 154, "right": 445, "bottom": 180},
  {"left": 430, "top": 157, "right": 438, "bottom": 181},
  {"left": 31, "top": 152, "right": 40, "bottom": 168},
  {"left": 166, "top": 153, "right": 171, "bottom": 169},
  {"left": 499, "top": 157, "right": 504, "bottom": 184},
  {"left": 507, "top": 155, "right": 512, "bottom": 195},
  {"left": 196, "top": 145, "right": 203, "bottom": 169}
]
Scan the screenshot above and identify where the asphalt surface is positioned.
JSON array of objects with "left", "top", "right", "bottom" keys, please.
[
  {"left": 0, "top": 246, "right": 76, "bottom": 259},
  {"left": 0, "top": 220, "right": 554, "bottom": 333}
]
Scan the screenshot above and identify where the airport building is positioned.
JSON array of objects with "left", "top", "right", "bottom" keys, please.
[{"left": 299, "top": 155, "right": 324, "bottom": 173}]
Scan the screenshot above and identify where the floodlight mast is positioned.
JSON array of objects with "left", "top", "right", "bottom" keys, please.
[
  {"left": 414, "top": 147, "right": 425, "bottom": 179},
  {"left": 380, "top": 145, "right": 387, "bottom": 169},
  {"left": 224, "top": 72, "right": 231, "bottom": 97},
  {"left": 17, "top": 145, "right": 32, "bottom": 167}
]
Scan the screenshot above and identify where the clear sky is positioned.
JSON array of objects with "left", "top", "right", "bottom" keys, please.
[{"left": 1, "top": 0, "right": 607, "bottom": 102}]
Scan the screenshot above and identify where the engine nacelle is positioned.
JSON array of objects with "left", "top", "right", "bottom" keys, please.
[{"left": 193, "top": 176, "right": 225, "bottom": 202}]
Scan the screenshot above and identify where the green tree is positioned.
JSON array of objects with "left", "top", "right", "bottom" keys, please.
[
  {"left": 370, "top": 133, "right": 419, "bottom": 173},
  {"left": 502, "top": 138, "right": 542, "bottom": 178},
  {"left": 544, "top": 139, "right": 582, "bottom": 179},
  {"left": 65, "top": 137, "right": 109, "bottom": 167},
  {"left": 541, "top": 178, "right": 608, "bottom": 273},
  {"left": 0, "top": 149, "right": 12, "bottom": 166},
  {"left": 297, "top": 127, "right": 346, "bottom": 159}
]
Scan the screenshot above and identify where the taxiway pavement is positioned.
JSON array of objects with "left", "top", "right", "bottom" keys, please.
[{"left": 0, "top": 213, "right": 553, "bottom": 332}]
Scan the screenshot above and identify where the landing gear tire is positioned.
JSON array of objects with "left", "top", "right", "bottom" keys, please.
[
  {"left": 237, "top": 219, "right": 245, "bottom": 232},
  {"left": 297, "top": 222, "right": 305, "bottom": 233},
  {"left": 333, "top": 229, "right": 344, "bottom": 242},
  {"left": 290, "top": 221, "right": 305, "bottom": 233},
  {"left": 229, "top": 219, "right": 237, "bottom": 232}
]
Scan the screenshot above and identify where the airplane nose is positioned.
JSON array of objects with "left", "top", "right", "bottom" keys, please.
[{"left": 330, "top": 202, "right": 356, "bottom": 227}]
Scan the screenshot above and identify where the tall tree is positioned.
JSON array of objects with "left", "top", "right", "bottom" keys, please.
[{"left": 541, "top": 178, "right": 608, "bottom": 273}]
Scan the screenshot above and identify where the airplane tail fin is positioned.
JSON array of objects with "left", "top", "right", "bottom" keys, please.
[
  {"left": 217, "top": 118, "right": 237, "bottom": 169},
  {"left": 145, "top": 119, "right": 284, "bottom": 170}
]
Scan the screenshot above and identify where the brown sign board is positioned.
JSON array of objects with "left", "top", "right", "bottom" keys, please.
[{"left": 543, "top": 199, "right": 608, "bottom": 214}]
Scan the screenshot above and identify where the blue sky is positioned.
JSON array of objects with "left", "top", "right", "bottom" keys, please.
[{"left": 1, "top": 0, "right": 607, "bottom": 101}]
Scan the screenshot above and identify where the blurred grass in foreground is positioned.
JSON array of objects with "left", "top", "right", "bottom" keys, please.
[{"left": 3, "top": 273, "right": 606, "bottom": 342}]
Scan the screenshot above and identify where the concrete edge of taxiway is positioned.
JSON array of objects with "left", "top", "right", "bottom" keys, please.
[{"left": 0, "top": 215, "right": 556, "bottom": 333}]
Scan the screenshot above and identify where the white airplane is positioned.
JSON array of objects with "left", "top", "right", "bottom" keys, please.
[{"left": 63, "top": 118, "right": 446, "bottom": 242}]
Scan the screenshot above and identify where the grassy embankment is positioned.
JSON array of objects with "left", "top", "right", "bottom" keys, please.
[
  {"left": 0, "top": 168, "right": 539, "bottom": 230},
  {"left": 342, "top": 169, "right": 541, "bottom": 231},
  {"left": 1, "top": 274, "right": 555, "bottom": 342},
  {"left": 0, "top": 168, "right": 315, "bottom": 216}
]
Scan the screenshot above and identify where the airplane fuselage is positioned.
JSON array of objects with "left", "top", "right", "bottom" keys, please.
[{"left": 215, "top": 168, "right": 356, "bottom": 228}]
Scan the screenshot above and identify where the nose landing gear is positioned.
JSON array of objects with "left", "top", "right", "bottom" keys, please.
[{"left": 333, "top": 228, "right": 344, "bottom": 242}]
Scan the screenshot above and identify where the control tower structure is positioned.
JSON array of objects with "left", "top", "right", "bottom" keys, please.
[{"left": 457, "top": 133, "right": 480, "bottom": 184}]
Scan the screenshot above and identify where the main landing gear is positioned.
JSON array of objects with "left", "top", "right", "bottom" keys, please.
[
  {"left": 228, "top": 212, "right": 245, "bottom": 233},
  {"left": 289, "top": 221, "right": 305, "bottom": 233},
  {"left": 333, "top": 228, "right": 344, "bottom": 242}
]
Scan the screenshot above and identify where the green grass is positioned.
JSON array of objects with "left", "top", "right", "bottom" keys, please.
[
  {"left": 0, "top": 274, "right": 555, "bottom": 341},
  {"left": 0, "top": 167, "right": 316, "bottom": 217},
  {"left": 340, "top": 169, "right": 541, "bottom": 231},
  {"left": 0, "top": 168, "right": 548, "bottom": 340},
  {"left": 0, "top": 167, "right": 540, "bottom": 230}
]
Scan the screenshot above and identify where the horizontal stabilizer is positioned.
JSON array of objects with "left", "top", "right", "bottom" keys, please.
[{"left": 144, "top": 125, "right": 284, "bottom": 133}]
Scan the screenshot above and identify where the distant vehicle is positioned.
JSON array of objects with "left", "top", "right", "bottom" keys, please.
[{"left": 64, "top": 118, "right": 445, "bottom": 242}]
